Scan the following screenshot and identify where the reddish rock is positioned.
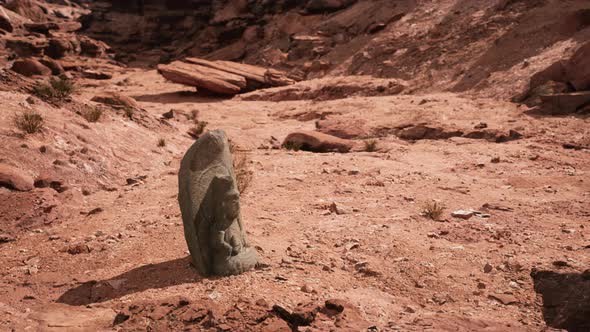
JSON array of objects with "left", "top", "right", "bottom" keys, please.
[
  {"left": 0, "top": 164, "right": 34, "bottom": 191},
  {"left": 540, "top": 91, "right": 590, "bottom": 114},
  {"left": 283, "top": 131, "right": 353, "bottom": 153},
  {"left": 565, "top": 42, "right": 590, "bottom": 91},
  {"left": 5, "top": 37, "right": 47, "bottom": 57},
  {"left": 24, "top": 22, "right": 59, "bottom": 34},
  {"left": 158, "top": 61, "right": 245, "bottom": 95},
  {"left": 79, "top": 36, "right": 108, "bottom": 57},
  {"left": 316, "top": 118, "right": 367, "bottom": 139},
  {"left": 82, "top": 70, "right": 113, "bottom": 80},
  {"left": 91, "top": 92, "right": 140, "bottom": 109},
  {"left": 39, "top": 57, "right": 65, "bottom": 75},
  {"left": 46, "top": 38, "right": 77, "bottom": 59},
  {"left": 11, "top": 58, "right": 52, "bottom": 77}
]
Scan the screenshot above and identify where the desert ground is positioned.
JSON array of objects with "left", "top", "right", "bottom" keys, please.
[{"left": 0, "top": 0, "right": 589, "bottom": 331}]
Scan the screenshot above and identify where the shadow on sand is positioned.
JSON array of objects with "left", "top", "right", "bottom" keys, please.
[
  {"left": 57, "top": 256, "right": 201, "bottom": 306},
  {"left": 531, "top": 268, "right": 590, "bottom": 332},
  {"left": 132, "top": 90, "right": 232, "bottom": 104}
]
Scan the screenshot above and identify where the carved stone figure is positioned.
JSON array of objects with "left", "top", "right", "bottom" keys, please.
[{"left": 178, "top": 130, "right": 258, "bottom": 276}]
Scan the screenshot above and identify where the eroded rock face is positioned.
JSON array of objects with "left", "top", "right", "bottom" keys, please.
[{"left": 178, "top": 130, "right": 258, "bottom": 276}]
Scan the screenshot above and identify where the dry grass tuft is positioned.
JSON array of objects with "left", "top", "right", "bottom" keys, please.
[
  {"left": 421, "top": 200, "right": 445, "bottom": 221},
  {"left": 81, "top": 106, "right": 103, "bottom": 123},
  {"left": 230, "top": 142, "right": 253, "bottom": 195},
  {"left": 364, "top": 139, "right": 378, "bottom": 152},
  {"left": 14, "top": 109, "right": 44, "bottom": 134},
  {"left": 33, "top": 76, "right": 75, "bottom": 101}
]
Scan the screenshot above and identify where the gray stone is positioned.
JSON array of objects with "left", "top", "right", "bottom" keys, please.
[{"left": 178, "top": 130, "right": 258, "bottom": 276}]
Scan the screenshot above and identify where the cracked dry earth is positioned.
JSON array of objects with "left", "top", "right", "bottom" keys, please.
[{"left": 0, "top": 70, "right": 589, "bottom": 331}]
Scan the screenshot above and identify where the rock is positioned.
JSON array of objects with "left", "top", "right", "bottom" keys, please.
[
  {"left": 79, "top": 36, "right": 108, "bottom": 57},
  {"left": 0, "top": 164, "right": 34, "bottom": 191},
  {"left": 91, "top": 92, "right": 140, "bottom": 109},
  {"left": 159, "top": 58, "right": 294, "bottom": 95},
  {"left": 0, "top": 14, "right": 14, "bottom": 32},
  {"left": 565, "top": 42, "right": 590, "bottom": 91},
  {"left": 4, "top": 0, "right": 47, "bottom": 22},
  {"left": 5, "top": 37, "right": 47, "bottom": 57},
  {"left": 0, "top": 234, "right": 16, "bottom": 243},
  {"left": 304, "top": 0, "right": 357, "bottom": 14},
  {"left": 23, "top": 22, "right": 59, "bottom": 34},
  {"left": 316, "top": 118, "right": 367, "bottom": 139},
  {"left": 11, "top": 58, "right": 52, "bottom": 77},
  {"left": 82, "top": 70, "right": 113, "bottom": 80},
  {"left": 34, "top": 173, "right": 66, "bottom": 193},
  {"left": 66, "top": 243, "right": 91, "bottom": 255},
  {"left": 488, "top": 293, "right": 518, "bottom": 305},
  {"left": 158, "top": 61, "right": 245, "bottom": 95},
  {"left": 282, "top": 131, "right": 353, "bottom": 153},
  {"left": 397, "top": 124, "right": 463, "bottom": 141},
  {"left": 45, "top": 38, "right": 77, "bottom": 59},
  {"left": 483, "top": 263, "right": 493, "bottom": 273},
  {"left": 451, "top": 210, "right": 474, "bottom": 220},
  {"left": 27, "top": 304, "right": 116, "bottom": 331},
  {"left": 161, "top": 110, "right": 174, "bottom": 119},
  {"left": 178, "top": 130, "right": 258, "bottom": 276},
  {"left": 39, "top": 57, "right": 65, "bottom": 75},
  {"left": 329, "top": 202, "right": 351, "bottom": 215},
  {"left": 540, "top": 92, "right": 590, "bottom": 114}
]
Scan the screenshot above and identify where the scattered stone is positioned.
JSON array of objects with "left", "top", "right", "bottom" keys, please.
[
  {"left": 39, "top": 57, "right": 65, "bottom": 75},
  {"left": 483, "top": 263, "right": 493, "bottom": 273},
  {"left": 488, "top": 293, "right": 518, "bottom": 305},
  {"left": 66, "top": 243, "right": 92, "bottom": 255},
  {"left": 451, "top": 210, "right": 474, "bottom": 220},
  {"left": 0, "top": 164, "right": 34, "bottom": 191},
  {"left": 283, "top": 131, "right": 353, "bottom": 153},
  {"left": 0, "top": 234, "right": 16, "bottom": 243},
  {"left": 329, "top": 202, "right": 351, "bottom": 215},
  {"left": 162, "top": 110, "right": 175, "bottom": 119},
  {"left": 85, "top": 208, "right": 103, "bottom": 216},
  {"left": 82, "top": 70, "right": 113, "bottom": 80},
  {"left": 552, "top": 260, "right": 570, "bottom": 268},
  {"left": 301, "top": 284, "right": 315, "bottom": 293}
]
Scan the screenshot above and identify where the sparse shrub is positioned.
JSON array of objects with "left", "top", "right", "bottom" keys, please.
[
  {"left": 123, "top": 106, "right": 134, "bottom": 120},
  {"left": 33, "top": 76, "right": 75, "bottom": 101},
  {"left": 421, "top": 200, "right": 445, "bottom": 221},
  {"left": 364, "top": 139, "right": 378, "bottom": 152},
  {"left": 283, "top": 141, "right": 302, "bottom": 151},
  {"left": 188, "top": 109, "right": 200, "bottom": 123},
  {"left": 14, "top": 110, "right": 44, "bottom": 134},
  {"left": 81, "top": 107, "right": 103, "bottom": 123},
  {"left": 230, "top": 142, "right": 253, "bottom": 194},
  {"left": 157, "top": 138, "right": 166, "bottom": 147},
  {"left": 188, "top": 121, "right": 208, "bottom": 139}
]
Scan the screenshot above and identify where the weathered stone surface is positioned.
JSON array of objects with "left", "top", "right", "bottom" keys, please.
[
  {"left": 5, "top": 37, "right": 47, "bottom": 57},
  {"left": 24, "top": 22, "right": 59, "bottom": 34},
  {"left": 283, "top": 131, "right": 353, "bottom": 153},
  {"left": 305, "top": 0, "right": 357, "bottom": 13},
  {"left": 79, "top": 36, "right": 108, "bottom": 57},
  {"left": 0, "top": 164, "right": 34, "bottom": 191},
  {"left": 316, "top": 118, "right": 367, "bottom": 139},
  {"left": 178, "top": 130, "right": 258, "bottom": 276},
  {"left": 91, "top": 92, "right": 139, "bottom": 109},
  {"left": 158, "top": 58, "right": 294, "bottom": 95},
  {"left": 158, "top": 61, "right": 244, "bottom": 95},
  {"left": 39, "top": 57, "right": 65, "bottom": 75},
  {"left": 565, "top": 42, "right": 590, "bottom": 91},
  {"left": 540, "top": 92, "right": 590, "bottom": 114},
  {"left": 11, "top": 58, "right": 51, "bottom": 77},
  {"left": 45, "top": 38, "right": 76, "bottom": 59}
]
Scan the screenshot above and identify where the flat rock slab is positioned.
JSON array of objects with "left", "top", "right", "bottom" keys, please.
[
  {"left": 283, "top": 131, "right": 353, "bottom": 153},
  {"left": 27, "top": 304, "right": 116, "bottom": 331},
  {"left": 158, "top": 58, "right": 294, "bottom": 95},
  {"left": 540, "top": 91, "right": 590, "bottom": 114},
  {"left": 0, "top": 164, "right": 33, "bottom": 191}
]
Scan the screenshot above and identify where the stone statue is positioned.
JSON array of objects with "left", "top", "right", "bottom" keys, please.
[{"left": 178, "top": 130, "right": 258, "bottom": 276}]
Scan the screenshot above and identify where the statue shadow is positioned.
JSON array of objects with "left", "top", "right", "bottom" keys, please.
[
  {"left": 531, "top": 269, "right": 590, "bottom": 332},
  {"left": 57, "top": 256, "right": 202, "bottom": 306},
  {"left": 132, "top": 90, "right": 232, "bottom": 104}
]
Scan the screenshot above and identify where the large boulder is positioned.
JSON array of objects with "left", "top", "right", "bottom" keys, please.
[
  {"left": 540, "top": 91, "right": 590, "bottom": 114},
  {"left": 565, "top": 42, "right": 590, "bottom": 91},
  {"left": 45, "top": 38, "right": 77, "bottom": 59},
  {"left": 282, "top": 131, "right": 353, "bottom": 153},
  {"left": 11, "top": 58, "right": 52, "bottom": 76},
  {"left": 158, "top": 61, "right": 245, "bottom": 95},
  {"left": 0, "top": 164, "right": 34, "bottom": 191}
]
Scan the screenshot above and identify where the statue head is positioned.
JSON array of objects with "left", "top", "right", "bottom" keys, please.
[{"left": 213, "top": 175, "right": 240, "bottom": 223}]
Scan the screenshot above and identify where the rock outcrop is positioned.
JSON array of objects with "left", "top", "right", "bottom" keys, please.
[{"left": 157, "top": 58, "right": 294, "bottom": 95}]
